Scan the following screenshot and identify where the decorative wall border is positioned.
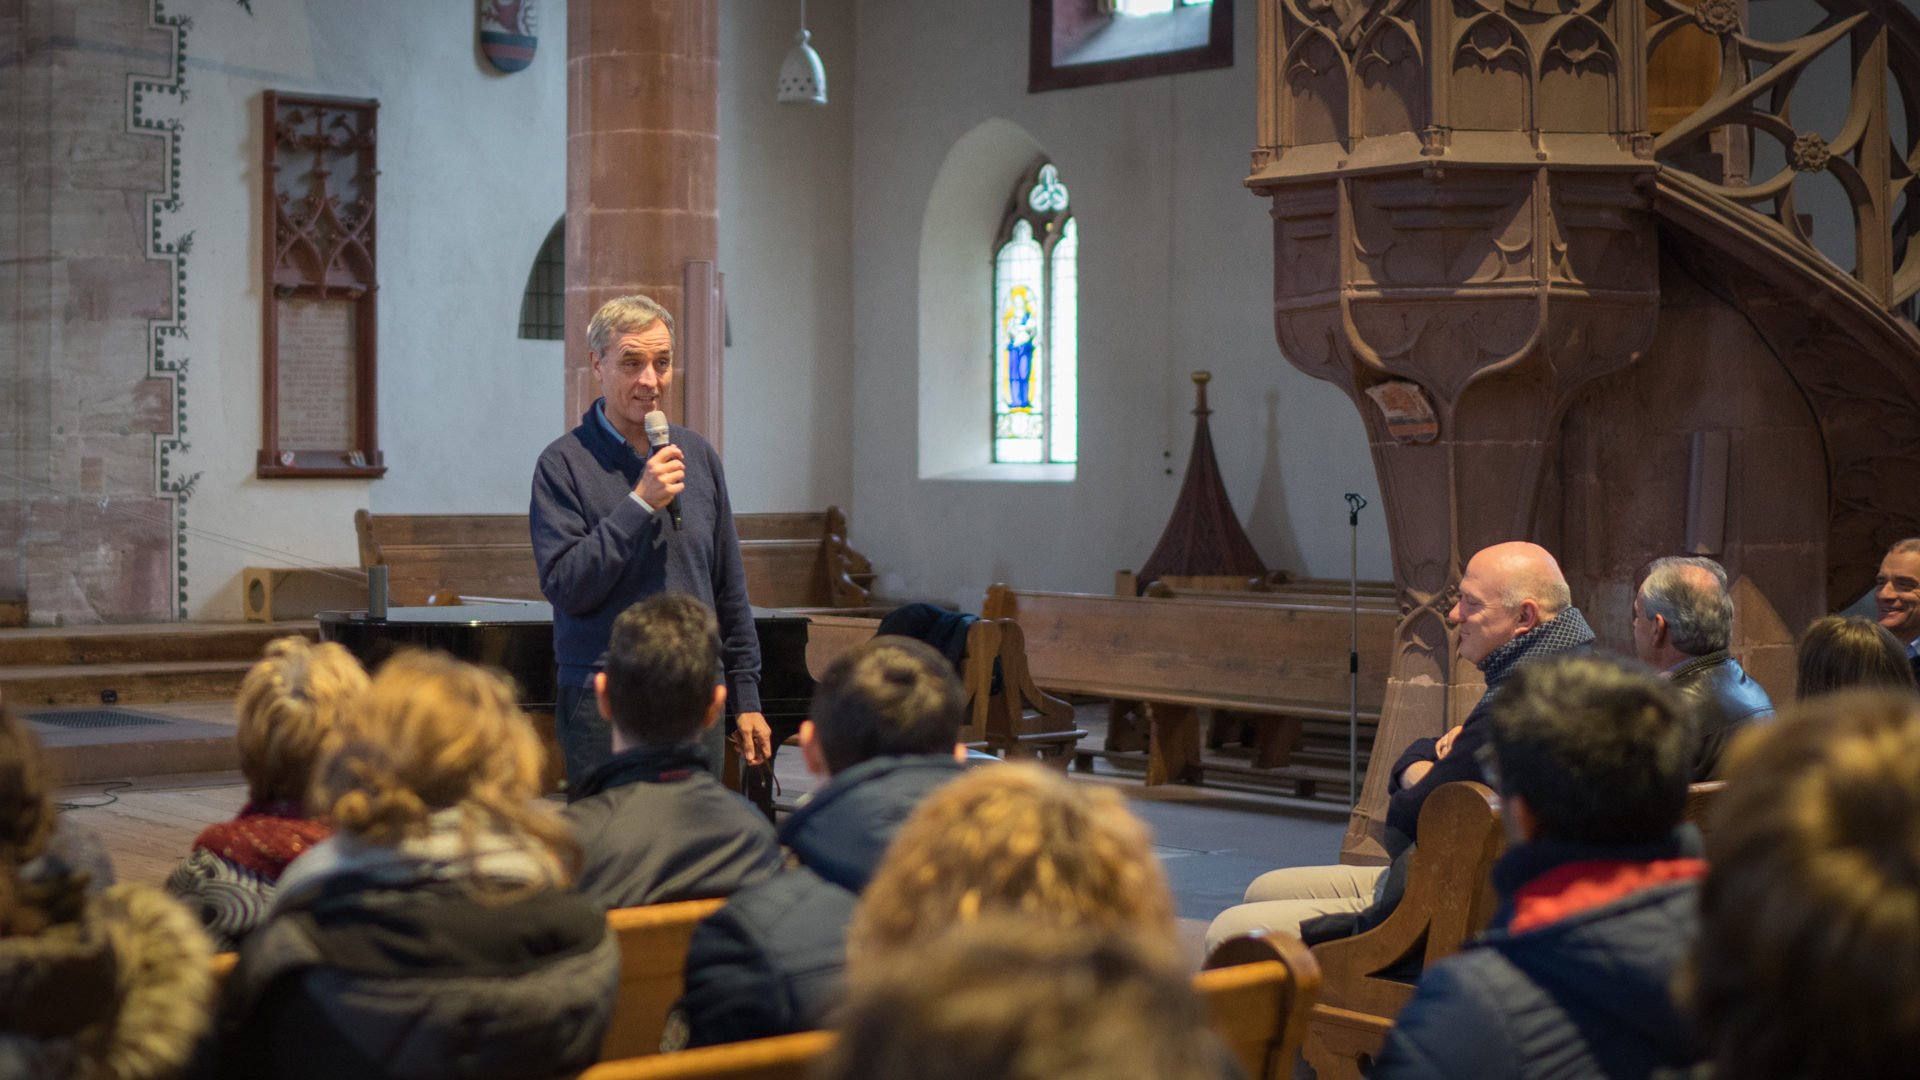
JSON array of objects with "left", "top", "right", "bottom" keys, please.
[{"left": 127, "top": 1, "right": 198, "bottom": 619}]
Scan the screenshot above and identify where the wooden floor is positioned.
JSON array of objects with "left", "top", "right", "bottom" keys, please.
[{"left": 58, "top": 771, "right": 249, "bottom": 886}]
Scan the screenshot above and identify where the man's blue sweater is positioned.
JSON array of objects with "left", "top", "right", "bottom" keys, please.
[{"left": 529, "top": 402, "right": 761, "bottom": 711}]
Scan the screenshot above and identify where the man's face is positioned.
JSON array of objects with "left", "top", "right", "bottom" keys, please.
[
  {"left": 1630, "top": 591, "right": 1659, "bottom": 664},
  {"left": 1875, "top": 549, "right": 1920, "bottom": 645},
  {"left": 1449, "top": 554, "right": 1526, "bottom": 665},
  {"left": 591, "top": 320, "right": 673, "bottom": 432}
]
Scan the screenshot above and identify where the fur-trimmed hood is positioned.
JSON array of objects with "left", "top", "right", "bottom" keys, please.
[{"left": 0, "top": 883, "right": 215, "bottom": 1080}]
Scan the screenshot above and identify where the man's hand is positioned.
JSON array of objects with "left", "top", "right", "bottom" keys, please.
[
  {"left": 1401, "top": 760, "right": 1434, "bottom": 788},
  {"left": 733, "top": 711, "right": 772, "bottom": 767},
  {"left": 1434, "top": 724, "right": 1464, "bottom": 760},
  {"left": 637, "top": 444, "right": 685, "bottom": 510}
]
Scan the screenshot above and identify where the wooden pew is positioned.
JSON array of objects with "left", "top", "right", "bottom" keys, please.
[
  {"left": 352, "top": 508, "right": 876, "bottom": 611},
  {"left": 601, "top": 898, "right": 728, "bottom": 1060},
  {"left": 1116, "top": 574, "right": 1399, "bottom": 796},
  {"left": 1302, "top": 781, "right": 1506, "bottom": 1080},
  {"left": 1685, "top": 779, "right": 1724, "bottom": 838},
  {"left": 802, "top": 613, "right": 1085, "bottom": 764},
  {"left": 579, "top": 932, "right": 1323, "bottom": 1080},
  {"left": 981, "top": 584, "right": 1394, "bottom": 788}
]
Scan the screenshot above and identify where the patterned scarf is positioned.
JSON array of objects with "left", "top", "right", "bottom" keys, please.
[
  {"left": 1479, "top": 606, "right": 1597, "bottom": 690},
  {"left": 191, "top": 801, "right": 331, "bottom": 883}
]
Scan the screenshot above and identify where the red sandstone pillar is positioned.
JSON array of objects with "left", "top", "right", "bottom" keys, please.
[{"left": 565, "top": 0, "right": 719, "bottom": 432}]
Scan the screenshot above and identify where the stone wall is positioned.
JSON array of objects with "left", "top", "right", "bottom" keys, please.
[{"left": 2, "top": 1, "right": 186, "bottom": 624}]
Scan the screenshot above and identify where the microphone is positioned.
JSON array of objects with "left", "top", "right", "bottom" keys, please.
[{"left": 642, "top": 410, "right": 682, "bottom": 531}]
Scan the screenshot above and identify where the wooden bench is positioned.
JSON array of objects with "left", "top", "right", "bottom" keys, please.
[
  {"left": 980, "top": 584, "right": 1395, "bottom": 788},
  {"left": 801, "top": 613, "right": 1085, "bottom": 764},
  {"left": 579, "top": 933, "right": 1322, "bottom": 1080},
  {"left": 352, "top": 508, "right": 876, "bottom": 611},
  {"left": 1115, "top": 574, "right": 1399, "bottom": 797},
  {"left": 601, "top": 897, "right": 728, "bottom": 1060},
  {"left": 1302, "top": 781, "right": 1505, "bottom": 1080}
]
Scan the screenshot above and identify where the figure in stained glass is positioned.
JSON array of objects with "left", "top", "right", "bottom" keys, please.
[{"left": 1004, "top": 286, "right": 1038, "bottom": 410}]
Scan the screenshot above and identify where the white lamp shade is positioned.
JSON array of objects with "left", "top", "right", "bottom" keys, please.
[{"left": 777, "top": 29, "right": 827, "bottom": 105}]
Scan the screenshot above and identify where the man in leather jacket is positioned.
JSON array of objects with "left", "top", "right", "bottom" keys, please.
[{"left": 1632, "top": 556, "right": 1772, "bottom": 780}]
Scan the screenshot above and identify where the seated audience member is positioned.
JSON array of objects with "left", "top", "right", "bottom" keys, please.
[
  {"left": 1371, "top": 655, "right": 1704, "bottom": 1080},
  {"left": 564, "top": 595, "right": 783, "bottom": 908},
  {"left": 0, "top": 704, "right": 216, "bottom": 1080},
  {"left": 166, "top": 637, "right": 366, "bottom": 949},
  {"left": 1207, "top": 541, "right": 1593, "bottom": 950},
  {"left": 1794, "top": 614, "right": 1917, "bottom": 699},
  {"left": 1685, "top": 691, "right": 1920, "bottom": 1080},
  {"left": 675, "top": 636, "right": 967, "bottom": 1047},
  {"left": 846, "top": 762, "right": 1176, "bottom": 970},
  {"left": 211, "top": 651, "right": 617, "bottom": 1080},
  {"left": 819, "top": 919, "right": 1236, "bottom": 1080},
  {"left": 1872, "top": 537, "right": 1920, "bottom": 681},
  {"left": 1632, "top": 556, "right": 1772, "bottom": 778}
]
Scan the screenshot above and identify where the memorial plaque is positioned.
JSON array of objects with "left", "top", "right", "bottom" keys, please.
[
  {"left": 275, "top": 298, "right": 357, "bottom": 450},
  {"left": 258, "top": 90, "right": 384, "bottom": 478}
]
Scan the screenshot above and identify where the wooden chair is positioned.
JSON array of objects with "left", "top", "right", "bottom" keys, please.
[
  {"left": 1302, "top": 781, "right": 1506, "bottom": 1080},
  {"left": 580, "top": 1031, "right": 833, "bottom": 1080},
  {"left": 601, "top": 898, "right": 728, "bottom": 1060},
  {"left": 1201, "top": 933, "right": 1325, "bottom": 1080},
  {"left": 1685, "top": 779, "right": 1725, "bottom": 839},
  {"left": 579, "top": 933, "right": 1322, "bottom": 1080}
]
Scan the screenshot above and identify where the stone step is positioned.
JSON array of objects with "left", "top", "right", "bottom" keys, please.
[
  {"left": 0, "top": 621, "right": 315, "bottom": 668},
  {"left": 0, "top": 660, "right": 258, "bottom": 708}
]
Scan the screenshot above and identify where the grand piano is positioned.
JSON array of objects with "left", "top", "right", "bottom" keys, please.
[{"left": 316, "top": 601, "right": 819, "bottom": 812}]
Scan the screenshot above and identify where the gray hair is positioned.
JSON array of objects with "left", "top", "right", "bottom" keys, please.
[
  {"left": 1890, "top": 537, "right": 1920, "bottom": 558},
  {"left": 586, "top": 294, "right": 675, "bottom": 357},
  {"left": 1639, "top": 555, "right": 1733, "bottom": 656}
]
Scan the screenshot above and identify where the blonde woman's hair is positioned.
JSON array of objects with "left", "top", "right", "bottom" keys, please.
[
  {"left": 311, "top": 650, "right": 576, "bottom": 884},
  {"left": 235, "top": 636, "right": 369, "bottom": 806},
  {"left": 848, "top": 764, "right": 1176, "bottom": 975}
]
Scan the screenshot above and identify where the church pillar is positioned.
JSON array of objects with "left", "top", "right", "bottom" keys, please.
[
  {"left": 565, "top": 0, "right": 720, "bottom": 431},
  {"left": 1251, "top": 0, "right": 1664, "bottom": 860}
]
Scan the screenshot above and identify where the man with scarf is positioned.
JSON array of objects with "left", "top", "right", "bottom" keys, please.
[
  {"left": 1370, "top": 655, "right": 1704, "bottom": 1079},
  {"left": 1205, "top": 541, "right": 1595, "bottom": 950}
]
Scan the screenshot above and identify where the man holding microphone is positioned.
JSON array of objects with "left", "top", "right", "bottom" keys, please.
[{"left": 532, "top": 295, "right": 771, "bottom": 795}]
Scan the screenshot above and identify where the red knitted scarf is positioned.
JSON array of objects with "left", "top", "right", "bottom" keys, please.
[{"left": 192, "top": 801, "right": 331, "bottom": 882}]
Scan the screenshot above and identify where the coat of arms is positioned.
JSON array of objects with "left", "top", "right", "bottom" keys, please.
[{"left": 479, "top": 0, "right": 538, "bottom": 73}]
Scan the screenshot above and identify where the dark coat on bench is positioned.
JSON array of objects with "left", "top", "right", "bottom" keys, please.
[
  {"left": 1385, "top": 608, "right": 1595, "bottom": 853},
  {"left": 1369, "top": 828, "right": 1706, "bottom": 1080},
  {"left": 565, "top": 742, "right": 786, "bottom": 910},
  {"left": 1667, "top": 650, "right": 1773, "bottom": 781},
  {"left": 676, "top": 755, "right": 964, "bottom": 1047}
]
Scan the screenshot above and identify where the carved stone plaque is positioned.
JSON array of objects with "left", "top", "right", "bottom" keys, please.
[{"left": 274, "top": 297, "right": 357, "bottom": 450}]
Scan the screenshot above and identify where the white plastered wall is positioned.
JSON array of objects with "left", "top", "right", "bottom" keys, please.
[
  {"left": 170, "top": 0, "right": 567, "bottom": 618},
  {"left": 849, "top": 0, "right": 1390, "bottom": 610}
]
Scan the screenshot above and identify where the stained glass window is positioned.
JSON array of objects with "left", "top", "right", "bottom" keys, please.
[{"left": 993, "top": 162, "right": 1077, "bottom": 464}]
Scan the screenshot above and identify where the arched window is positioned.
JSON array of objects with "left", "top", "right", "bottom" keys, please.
[
  {"left": 993, "top": 162, "right": 1077, "bottom": 464},
  {"left": 518, "top": 217, "right": 565, "bottom": 340}
]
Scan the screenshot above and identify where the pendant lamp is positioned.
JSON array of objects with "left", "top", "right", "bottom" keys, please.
[{"left": 776, "top": 0, "right": 827, "bottom": 106}]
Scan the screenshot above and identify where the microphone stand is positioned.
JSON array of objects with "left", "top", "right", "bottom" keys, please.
[{"left": 1344, "top": 492, "right": 1368, "bottom": 808}]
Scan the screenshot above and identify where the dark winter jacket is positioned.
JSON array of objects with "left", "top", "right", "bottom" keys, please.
[
  {"left": 531, "top": 401, "right": 761, "bottom": 708},
  {"left": 1385, "top": 608, "right": 1595, "bottom": 851},
  {"left": 1668, "top": 650, "right": 1772, "bottom": 781},
  {"left": 209, "top": 826, "right": 619, "bottom": 1080},
  {"left": 677, "top": 755, "right": 965, "bottom": 1046},
  {"left": 1370, "top": 829, "right": 1707, "bottom": 1080},
  {"left": 565, "top": 741, "right": 785, "bottom": 909}
]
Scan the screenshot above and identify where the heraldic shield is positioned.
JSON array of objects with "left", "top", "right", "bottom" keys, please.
[{"left": 479, "top": 0, "right": 538, "bottom": 73}]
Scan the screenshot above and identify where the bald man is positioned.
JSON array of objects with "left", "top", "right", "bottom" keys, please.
[
  {"left": 1206, "top": 541, "right": 1595, "bottom": 952},
  {"left": 1632, "top": 555, "right": 1771, "bottom": 780}
]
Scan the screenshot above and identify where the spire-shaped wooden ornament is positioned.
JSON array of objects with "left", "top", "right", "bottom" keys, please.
[{"left": 1135, "top": 372, "right": 1267, "bottom": 592}]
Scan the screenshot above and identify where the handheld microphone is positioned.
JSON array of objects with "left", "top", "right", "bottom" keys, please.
[{"left": 642, "top": 410, "right": 683, "bottom": 531}]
